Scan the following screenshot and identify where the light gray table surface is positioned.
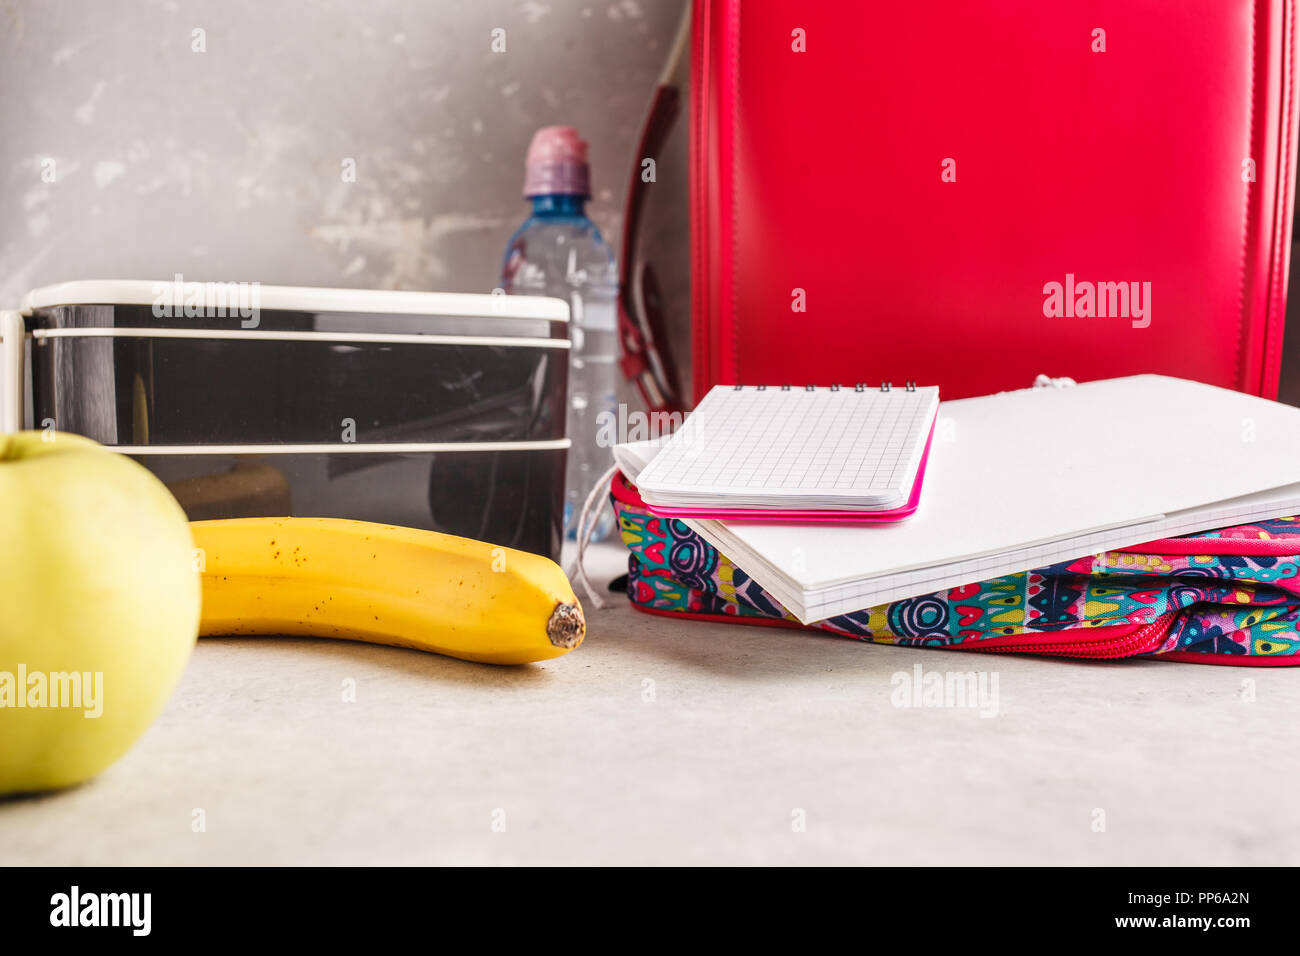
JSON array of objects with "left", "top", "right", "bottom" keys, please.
[{"left": 3, "top": 542, "right": 1296, "bottom": 866}]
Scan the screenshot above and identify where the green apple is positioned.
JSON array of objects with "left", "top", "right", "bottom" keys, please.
[{"left": 0, "top": 431, "right": 200, "bottom": 794}]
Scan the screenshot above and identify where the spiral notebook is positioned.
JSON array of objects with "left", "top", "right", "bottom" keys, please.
[{"left": 633, "top": 383, "right": 940, "bottom": 521}]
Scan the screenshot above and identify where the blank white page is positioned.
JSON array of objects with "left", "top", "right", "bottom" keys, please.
[
  {"left": 634, "top": 385, "right": 940, "bottom": 509},
  {"left": 691, "top": 375, "right": 1300, "bottom": 596}
]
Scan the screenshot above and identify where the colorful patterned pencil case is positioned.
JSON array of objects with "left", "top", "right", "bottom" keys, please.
[{"left": 611, "top": 472, "right": 1300, "bottom": 665}]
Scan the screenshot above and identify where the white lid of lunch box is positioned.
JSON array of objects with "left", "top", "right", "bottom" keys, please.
[{"left": 19, "top": 280, "right": 569, "bottom": 322}]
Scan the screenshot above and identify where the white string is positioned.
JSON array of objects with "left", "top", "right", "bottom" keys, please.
[{"left": 569, "top": 463, "right": 620, "bottom": 611}]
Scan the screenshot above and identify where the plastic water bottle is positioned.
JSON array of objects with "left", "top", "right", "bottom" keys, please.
[{"left": 502, "top": 126, "right": 618, "bottom": 541}]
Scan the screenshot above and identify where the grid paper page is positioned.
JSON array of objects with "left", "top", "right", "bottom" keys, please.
[{"left": 634, "top": 385, "right": 939, "bottom": 507}]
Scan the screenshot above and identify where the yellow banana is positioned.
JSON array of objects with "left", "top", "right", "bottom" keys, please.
[{"left": 190, "top": 517, "right": 584, "bottom": 665}]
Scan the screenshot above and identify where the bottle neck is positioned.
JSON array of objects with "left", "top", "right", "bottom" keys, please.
[{"left": 529, "top": 194, "right": 588, "bottom": 217}]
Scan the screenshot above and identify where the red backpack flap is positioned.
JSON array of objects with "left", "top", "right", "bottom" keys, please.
[{"left": 691, "top": 0, "right": 1299, "bottom": 401}]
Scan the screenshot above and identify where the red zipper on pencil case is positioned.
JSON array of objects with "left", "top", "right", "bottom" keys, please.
[
  {"left": 630, "top": 595, "right": 1178, "bottom": 660},
  {"left": 962, "top": 611, "right": 1177, "bottom": 660},
  {"left": 632, "top": 595, "right": 1299, "bottom": 664}
]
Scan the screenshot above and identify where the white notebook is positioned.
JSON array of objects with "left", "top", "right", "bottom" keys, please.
[
  {"left": 633, "top": 384, "right": 940, "bottom": 510},
  {"left": 616, "top": 376, "right": 1300, "bottom": 623}
]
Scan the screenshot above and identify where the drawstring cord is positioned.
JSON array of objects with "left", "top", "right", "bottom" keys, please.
[{"left": 568, "top": 463, "right": 620, "bottom": 611}]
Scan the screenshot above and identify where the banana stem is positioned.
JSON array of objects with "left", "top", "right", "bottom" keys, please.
[{"left": 547, "top": 603, "right": 585, "bottom": 649}]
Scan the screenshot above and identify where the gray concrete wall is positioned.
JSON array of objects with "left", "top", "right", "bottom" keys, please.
[{"left": 0, "top": 0, "right": 689, "bottom": 304}]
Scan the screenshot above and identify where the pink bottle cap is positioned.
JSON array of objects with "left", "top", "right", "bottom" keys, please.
[{"left": 523, "top": 125, "right": 591, "bottom": 198}]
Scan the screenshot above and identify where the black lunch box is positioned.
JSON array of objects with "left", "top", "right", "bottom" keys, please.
[{"left": 1, "top": 281, "right": 571, "bottom": 560}]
